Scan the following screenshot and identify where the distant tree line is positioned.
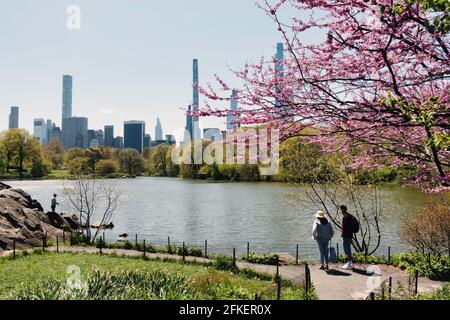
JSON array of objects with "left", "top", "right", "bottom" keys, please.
[{"left": 0, "top": 128, "right": 415, "bottom": 184}]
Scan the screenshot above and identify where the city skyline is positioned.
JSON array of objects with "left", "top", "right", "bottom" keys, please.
[{"left": 0, "top": 1, "right": 310, "bottom": 138}]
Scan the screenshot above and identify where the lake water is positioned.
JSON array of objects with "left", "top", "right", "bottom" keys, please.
[{"left": 6, "top": 177, "right": 432, "bottom": 258}]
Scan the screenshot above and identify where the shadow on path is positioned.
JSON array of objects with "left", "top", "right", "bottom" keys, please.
[{"left": 325, "top": 269, "right": 351, "bottom": 276}]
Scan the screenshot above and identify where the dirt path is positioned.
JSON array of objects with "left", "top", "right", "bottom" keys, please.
[{"left": 3, "top": 246, "right": 446, "bottom": 300}]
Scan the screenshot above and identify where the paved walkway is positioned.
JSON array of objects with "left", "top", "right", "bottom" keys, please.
[{"left": 2, "top": 246, "right": 446, "bottom": 300}]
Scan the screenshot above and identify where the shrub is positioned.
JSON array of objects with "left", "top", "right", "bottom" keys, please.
[
  {"left": 242, "top": 252, "right": 280, "bottom": 265},
  {"left": 411, "top": 284, "right": 450, "bottom": 300},
  {"left": 213, "top": 255, "right": 237, "bottom": 272},
  {"left": 95, "top": 159, "right": 119, "bottom": 177},
  {"left": 401, "top": 200, "right": 450, "bottom": 256},
  {"left": 391, "top": 252, "right": 450, "bottom": 281}
]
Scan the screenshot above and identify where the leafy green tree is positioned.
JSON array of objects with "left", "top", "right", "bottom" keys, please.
[
  {"left": 30, "top": 154, "right": 52, "bottom": 178},
  {"left": 118, "top": 148, "right": 145, "bottom": 175},
  {"left": 96, "top": 159, "right": 119, "bottom": 177},
  {"left": 68, "top": 157, "right": 91, "bottom": 175},
  {"left": 42, "top": 140, "right": 64, "bottom": 170}
]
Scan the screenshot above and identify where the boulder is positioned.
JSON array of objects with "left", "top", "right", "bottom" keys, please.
[{"left": 0, "top": 183, "right": 79, "bottom": 254}]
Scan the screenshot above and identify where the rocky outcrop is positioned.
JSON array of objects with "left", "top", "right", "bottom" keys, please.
[{"left": 0, "top": 182, "right": 79, "bottom": 254}]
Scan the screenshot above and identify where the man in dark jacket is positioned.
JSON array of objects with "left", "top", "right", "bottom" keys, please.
[{"left": 340, "top": 205, "right": 353, "bottom": 269}]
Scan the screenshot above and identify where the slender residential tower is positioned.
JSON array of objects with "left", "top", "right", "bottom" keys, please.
[
  {"left": 275, "top": 43, "right": 293, "bottom": 122},
  {"left": 226, "top": 90, "right": 240, "bottom": 131},
  {"left": 192, "top": 59, "right": 201, "bottom": 140},
  {"left": 62, "top": 75, "right": 73, "bottom": 121},
  {"left": 185, "top": 105, "right": 193, "bottom": 141}
]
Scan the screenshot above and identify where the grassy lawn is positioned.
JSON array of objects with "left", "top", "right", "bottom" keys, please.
[{"left": 0, "top": 251, "right": 312, "bottom": 300}]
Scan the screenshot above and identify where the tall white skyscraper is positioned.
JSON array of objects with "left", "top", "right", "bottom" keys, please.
[
  {"left": 33, "top": 118, "right": 48, "bottom": 145},
  {"left": 155, "top": 117, "right": 163, "bottom": 141},
  {"left": 9, "top": 106, "right": 19, "bottom": 129}
]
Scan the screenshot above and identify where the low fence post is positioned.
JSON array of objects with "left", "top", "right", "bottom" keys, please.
[
  {"left": 182, "top": 242, "right": 186, "bottom": 263},
  {"left": 42, "top": 232, "right": 46, "bottom": 252},
  {"left": 69, "top": 231, "right": 73, "bottom": 246},
  {"left": 168, "top": 236, "right": 171, "bottom": 254},
  {"left": 135, "top": 234, "right": 138, "bottom": 249},
  {"left": 233, "top": 248, "right": 236, "bottom": 268},
  {"left": 388, "top": 246, "right": 391, "bottom": 264},
  {"left": 62, "top": 232, "right": 65, "bottom": 244},
  {"left": 304, "top": 263, "right": 311, "bottom": 297},
  {"left": 276, "top": 255, "right": 281, "bottom": 300},
  {"left": 143, "top": 239, "right": 146, "bottom": 258},
  {"left": 13, "top": 239, "right": 16, "bottom": 260},
  {"left": 296, "top": 244, "right": 299, "bottom": 265},
  {"left": 247, "top": 242, "right": 250, "bottom": 260},
  {"left": 204, "top": 239, "right": 208, "bottom": 258},
  {"left": 56, "top": 236, "right": 59, "bottom": 253},
  {"left": 414, "top": 270, "right": 419, "bottom": 295}
]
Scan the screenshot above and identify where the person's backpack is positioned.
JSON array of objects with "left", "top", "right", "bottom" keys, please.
[
  {"left": 316, "top": 222, "right": 333, "bottom": 239},
  {"left": 349, "top": 215, "right": 360, "bottom": 233}
]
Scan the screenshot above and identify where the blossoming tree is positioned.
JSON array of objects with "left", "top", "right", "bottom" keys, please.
[{"left": 198, "top": 0, "right": 449, "bottom": 191}]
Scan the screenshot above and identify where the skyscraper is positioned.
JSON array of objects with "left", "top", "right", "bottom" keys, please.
[
  {"left": 104, "top": 125, "right": 114, "bottom": 147},
  {"left": 8, "top": 106, "right": 19, "bottom": 129},
  {"left": 124, "top": 121, "right": 145, "bottom": 153},
  {"left": 62, "top": 117, "right": 88, "bottom": 148},
  {"left": 144, "top": 134, "right": 151, "bottom": 148},
  {"left": 185, "top": 105, "right": 193, "bottom": 143},
  {"left": 226, "top": 90, "right": 240, "bottom": 132},
  {"left": 88, "top": 130, "right": 98, "bottom": 147},
  {"left": 33, "top": 118, "right": 48, "bottom": 145},
  {"left": 155, "top": 117, "right": 163, "bottom": 141},
  {"left": 62, "top": 75, "right": 73, "bottom": 121},
  {"left": 96, "top": 130, "right": 104, "bottom": 146},
  {"left": 49, "top": 126, "right": 62, "bottom": 143},
  {"left": 192, "top": 59, "right": 201, "bottom": 140},
  {"left": 114, "top": 136, "right": 124, "bottom": 149},
  {"left": 274, "top": 43, "right": 293, "bottom": 122}
]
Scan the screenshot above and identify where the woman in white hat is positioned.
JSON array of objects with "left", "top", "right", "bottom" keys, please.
[{"left": 312, "top": 210, "right": 334, "bottom": 270}]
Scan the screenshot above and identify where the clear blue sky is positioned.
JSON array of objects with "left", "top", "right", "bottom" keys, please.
[{"left": 0, "top": 0, "right": 303, "bottom": 138}]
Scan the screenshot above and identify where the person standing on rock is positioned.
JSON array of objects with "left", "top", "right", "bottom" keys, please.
[
  {"left": 312, "top": 210, "right": 334, "bottom": 270},
  {"left": 51, "top": 194, "right": 59, "bottom": 213}
]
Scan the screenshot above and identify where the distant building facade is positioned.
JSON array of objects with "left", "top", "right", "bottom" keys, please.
[
  {"left": 165, "top": 134, "right": 176, "bottom": 145},
  {"left": 124, "top": 121, "right": 145, "bottom": 152},
  {"left": 104, "top": 125, "right": 114, "bottom": 147},
  {"left": 155, "top": 117, "right": 163, "bottom": 141},
  {"left": 203, "top": 128, "right": 223, "bottom": 142},
  {"left": 62, "top": 117, "right": 88, "bottom": 149},
  {"left": 9, "top": 106, "right": 19, "bottom": 129},
  {"left": 144, "top": 134, "right": 151, "bottom": 148},
  {"left": 49, "top": 126, "right": 62, "bottom": 143},
  {"left": 114, "top": 136, "right": 124, "bottom": 149},
  {"left": 33, "top": 118, "right": 48, "bottom": 145}
]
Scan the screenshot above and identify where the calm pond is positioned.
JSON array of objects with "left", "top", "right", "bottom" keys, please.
[{"left": 8, "top": 177, "right": 433, "bottom": 258}]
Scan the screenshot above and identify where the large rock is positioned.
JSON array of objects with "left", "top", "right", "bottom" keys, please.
[{"left": 0, "top": 183, "right": 79, "bottom": 254}]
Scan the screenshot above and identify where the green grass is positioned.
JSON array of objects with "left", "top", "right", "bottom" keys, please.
[
  {"left": 0, "top": 251, "right": 313, "bottom": 300},
  {"left": 45, "top": 170, "right": 71, "bottom": 179}
]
